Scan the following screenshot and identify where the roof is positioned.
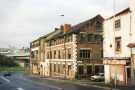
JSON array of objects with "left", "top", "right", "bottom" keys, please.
[
  {"left": 106, "top": 8, "right": 130, "bottom": 20},
  {"left": 31, "top": 14, "right": 104, "bottom": 41},
  {"left": 67, "top": 14, "right": 104, "bottom": 34},
  {"left": 45, "top": 29, "right": 62, "bottom": 41},
  {"left": 31, "top": 30, "right": 56, "bottom": 43}
]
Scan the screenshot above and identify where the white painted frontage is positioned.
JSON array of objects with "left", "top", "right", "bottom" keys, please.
[
  {"left": 104, "top": 1, "right": 135, "bottom": 85},
  {"left": 103, "top": 9, "right": 132, "bottom": 85},
  {"left": 103, "top": 12, "right": 131, "bottom": 58}
]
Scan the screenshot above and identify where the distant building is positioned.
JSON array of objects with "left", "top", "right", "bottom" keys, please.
[
  {"left": 0, "top": 47, "right": 30, "bottom": 67},
  {"left": 30, "top": 15, "right": 104, "bottom": 79},
  {"left": 8, "top": 48, "right": 30, "bottom": 67},
  {"left": 0, "top": 48, "right": 11, "bottom": 56}
]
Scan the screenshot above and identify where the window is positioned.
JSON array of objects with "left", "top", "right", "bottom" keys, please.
[
  {"left": 67, "top": 48, "right": 72, "bottom": 59},
  {"left": 35, "top": 50, "right": 38, "bottom": 54},
  {"left": 58, "top": 50, "right": 61, "bottom": 59},
  {"left": 67, "top": 65, "right": 71, "bottom": 75},
  {"left": 87, "top": 66, "right": 92, "bottom": 75},
  {"left": 78, "top": 66, "right": 84, "bottom": 75},
  {"left": 47, "top": 52, "right": 49, "bottom": 59},
  {"left": 115, "top": 37, "right": 121, "bottom": 52},
  {"left": 96, "top": 22, "right": 102, "bottom": 32},
  {"left": 54, "top": 50, "right": 56, "bottom": 59},
  {"left": 80, "top": 49, "right": 91, "bottom": 59},
  {"left": 50, "top": 51, "right": 52, "bottom": 59},
  {"left": 66, "top": 35, "right": 72, "bottom": 42},
  {"left": 31, "top": 51, "right": 34, "bottom": 58},
  {"left": 88, "top": 34, "right": 95, "bottom": 42},
  {"left": 58, "top": 64, "right": 60, "bottom": 73},
  {"left": 115, "top": 19, "right": 121, "bottom": 29},
  {"left": 54, "top": 64, "right": 56, "bottom": 72},
  {"left": 80, "top": 32, "right": 86, "bottom": 41},
  {"left": 95, "top": 35, "right": 102, "bottom": 42}
]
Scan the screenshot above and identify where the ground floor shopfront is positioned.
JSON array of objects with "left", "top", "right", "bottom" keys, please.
[{"left": 104, "top": 58, "right": 132, "bottom": 86}]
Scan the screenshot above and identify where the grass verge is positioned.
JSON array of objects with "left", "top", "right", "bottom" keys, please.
[{"left": 0, "top": 66, "right": 24, "bottom": 73}]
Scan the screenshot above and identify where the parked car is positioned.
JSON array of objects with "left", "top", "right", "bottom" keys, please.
[
  {"left": 3, "top": 72, "right": 12, "bottom": 77},
  {"left": 90, "top": 73, "right": 104, "bottom": 81}
]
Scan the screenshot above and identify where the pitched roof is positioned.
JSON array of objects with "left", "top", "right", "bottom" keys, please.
[
  {"left": 106, "top": 8, "right": 130, "bottom": 20},
  {"left": 31, "top": 14, "right": 104, "bottom": 42},
  {"left": 67, "top": 14, "right": 104, "bottom": 34}
]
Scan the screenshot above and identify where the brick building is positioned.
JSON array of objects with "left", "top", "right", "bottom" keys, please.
[{"left": 30, "top": 15, "right": 104, "bottom": 79}]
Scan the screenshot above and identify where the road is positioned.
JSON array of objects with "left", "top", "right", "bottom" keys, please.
[{"left": 0, "top": 72, "right": 108, "bottom": 90}]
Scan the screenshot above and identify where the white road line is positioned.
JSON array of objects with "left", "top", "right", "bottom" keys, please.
[
  {"left": 17, "top": 88, "right": 24, "bottom": 90},
  {"left": 48, "top": 85, "right": 62, "bottom": 90},
  {"left": 0, "top": 76, "right": 10, "bottom": 83}
]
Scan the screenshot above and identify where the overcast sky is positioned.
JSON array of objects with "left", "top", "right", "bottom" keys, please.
[{"left": 0, "top": 0, "right": 128, "bottom": 48}]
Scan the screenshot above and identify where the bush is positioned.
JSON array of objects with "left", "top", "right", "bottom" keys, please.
[{"left": 0, "top": 54, "right": 18, "bottom": 67}]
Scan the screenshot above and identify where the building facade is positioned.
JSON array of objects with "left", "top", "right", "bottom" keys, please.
[
  {"left": 103, "top": 6, "right": 135, "bottom": 85},
  {"left": 30, "top": 15, "right": 104, "bottom": 79}
]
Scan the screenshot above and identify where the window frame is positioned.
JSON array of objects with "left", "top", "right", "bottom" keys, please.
[{"left": 115, "top": 37, "right": 121, "bottom": 53}]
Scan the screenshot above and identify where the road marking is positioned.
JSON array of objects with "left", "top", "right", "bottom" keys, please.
[
  {"left": 0, "top": 76, "right": 10, "bottom": 83},
  {"left": 47, "top": 85, "right": 62, "bottom": 90},
  {"left": 17, "top": 88, "right": 24, "bottom": 90}
]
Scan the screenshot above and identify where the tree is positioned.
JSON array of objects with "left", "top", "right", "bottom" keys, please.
[{"left": 0, "top": 54, "right": 18, "bottom": 67}]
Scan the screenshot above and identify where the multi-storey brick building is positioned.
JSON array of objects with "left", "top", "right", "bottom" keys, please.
[{"left": 30, "top": 15, "right": 104, "bottom": 79}]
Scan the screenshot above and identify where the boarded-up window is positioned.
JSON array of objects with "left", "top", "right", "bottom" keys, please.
[{"left": 115, "top": 37, "right": 121, "bottom": 52}]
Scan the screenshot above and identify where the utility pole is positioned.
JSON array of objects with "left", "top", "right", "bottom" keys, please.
[
  {"left": 112, "top": 0, "right": 117, "bottom": 88},
  {"left": 59, "top": 14, "right": 67, "bottom": 79}
]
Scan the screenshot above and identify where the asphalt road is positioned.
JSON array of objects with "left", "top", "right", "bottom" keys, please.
[{"left": 0, "top": 72, "right": 107, "bottom": 90}]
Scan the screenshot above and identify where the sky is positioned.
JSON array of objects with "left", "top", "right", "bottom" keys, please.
[{"left": 0, "top": 0, "right": 128, "bottom": 48}]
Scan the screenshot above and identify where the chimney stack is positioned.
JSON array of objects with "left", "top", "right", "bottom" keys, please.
[{"left": 63, "top": 24, "right": 71, "bottom": 33}]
